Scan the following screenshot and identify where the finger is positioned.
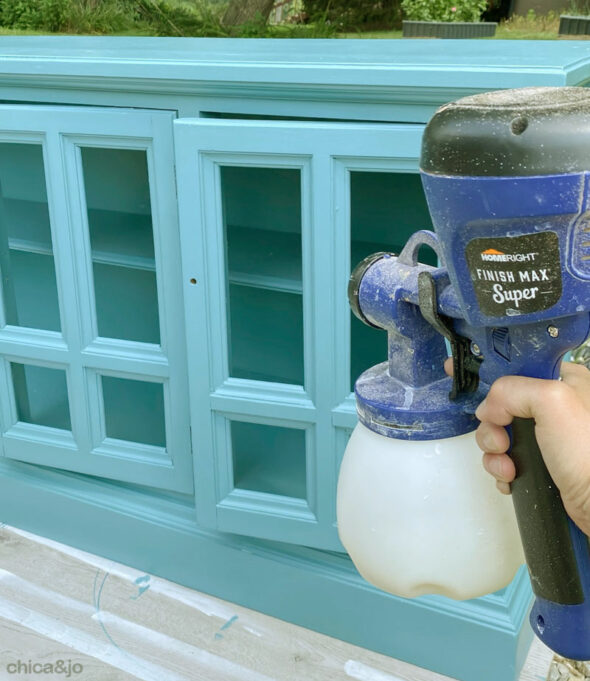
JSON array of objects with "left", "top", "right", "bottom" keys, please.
[
  {"left": 476, "top": 422, "right": 510, "bottom": 453},
  {"left": 475, "top": 375, "right": 575, "bottom": 426},
  {"left": 444, "top": 357, "right": 453, "bottom": 376},
  {"left": 559, "top": 361, "right": 590, "bottom": 407},
  {"left": 482, "top": 452, "right": 516, "bottom": 482},
  {"left": 496, "top": 480, "right": 512, "bottom": 495}
]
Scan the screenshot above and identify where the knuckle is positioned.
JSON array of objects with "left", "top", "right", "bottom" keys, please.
[
  {"left": 487, "top": 379, "right": 508, "bottom": 402},
  {"left": 542, "top": 380, "right": 572, "bottom": 405}
]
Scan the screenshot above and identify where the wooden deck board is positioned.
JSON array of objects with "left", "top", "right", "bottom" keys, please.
[{"left": 0, "top": 525, "right": 552, "bottom": 681}]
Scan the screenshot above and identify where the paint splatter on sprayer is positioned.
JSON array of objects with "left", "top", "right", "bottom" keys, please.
[{"left": 337, "top": 87, "right": 590, "bottom": 661}]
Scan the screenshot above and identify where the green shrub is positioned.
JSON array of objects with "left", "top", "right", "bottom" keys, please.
[
  {"left": 401, "top": 0, "right": 488, "bottom": 22},
  {"left": 41, "top": 0, "right": 71, "bottom": 30},
  {"left": 0, "top": 0, "right": 337, "bottom": 37},
  {"left": 0, "top": 0, "right": 72, "bottom": 31},
  {"left": 135, "top": 0, "right": 227, "bottom": 36},
  {"left": 567, "top": 0, "right": 590, "bottom": 15},
  {"left": 135, "top": 0, "right": 334, "bottom": 38},
  {"left": 0, "top": 0, "right": 142, "bottom": 33},
  {"left": 65, "top": 0, "right": 137, "bottom": 34},
  {"left": 303, "top": 0, "right": 402, "bottom": 31}
]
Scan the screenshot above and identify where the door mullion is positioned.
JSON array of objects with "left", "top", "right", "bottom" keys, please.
[
  {"left": 45, "top": 129, "right": 92, "bottom": 454},
  {"left": 174, "top": 139, "right": 218, "bottom": 525},
  {"left": 305, "top": 151, "right": 336, "bottom": 534},
  {"left": 145, "top": 117, "right": 194, "bottom": 491}
]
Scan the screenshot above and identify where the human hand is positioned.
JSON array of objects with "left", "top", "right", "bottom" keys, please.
[{"left": 445, "top": 358, "right": 590, "bottom": 536}]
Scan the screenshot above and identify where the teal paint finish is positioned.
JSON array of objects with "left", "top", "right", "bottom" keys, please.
[
  {"left": 0, "top": 105, "right": 192, "bottom": 493},
  {"left": 131, "top": 574, "right": 151, "bottom": 600},
  {"left": 217, "top": 614, "right": 239, "bottom": 637},
  {"left": 0, "top": 37, "right": 588, "bottom": 92},
  {"left": 1, "top": 38, "right": 590, "bottom": 681},
  {"left": 0, "top": 39, "right": 588, "bottom": 125}
]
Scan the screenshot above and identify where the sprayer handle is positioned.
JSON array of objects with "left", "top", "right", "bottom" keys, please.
[{"left": 510, "top": 417, "right": 590, "bottom": 659}]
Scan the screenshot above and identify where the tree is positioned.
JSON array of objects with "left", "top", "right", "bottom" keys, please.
[{"left": 222, "top": 0, "right": 276, "bottom": 26}]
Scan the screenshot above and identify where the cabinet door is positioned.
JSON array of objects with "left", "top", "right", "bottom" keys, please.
[
  {"left": 0, "top": 106, "right": 192, "bottom": 493},
  {"left": 174, "top": 119, "right": 428, "bottom": 548}
]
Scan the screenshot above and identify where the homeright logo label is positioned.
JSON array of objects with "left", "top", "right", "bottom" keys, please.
[
  {"left": 465, "top": 232, "right": 562, "bottom": 317},
  {"left": 480, "top": 248, "right": 538, "bottom": 263}
]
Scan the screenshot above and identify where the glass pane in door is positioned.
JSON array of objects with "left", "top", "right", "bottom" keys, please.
[
  {"left": 221, "top": 166, "right": 304, "bottom": 385},
  {"left": 101, "top": 375, "right": 166, "bottom": 448},
  {"left": 80, "top": 147, "right": 160, "bottom": 344},
  {"left": 0, "top": 143, "right": 61, "bottom": 331},
  {"left": 231, "top": 419, "right": 306, "bottom": 499},
  {"left": 11, "top": 362, "right": 71, "bottom": 431}
]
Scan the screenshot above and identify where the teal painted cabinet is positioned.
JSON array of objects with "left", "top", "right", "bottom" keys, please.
[
  {"left": 175, "top": 119, "right": 428, "bottom": 548},
  {"left": 1, "top": 37, "right": 590, "bottom": 681},
  {"left": 0, "top": 106, "right": 192, "bottom": 492}
]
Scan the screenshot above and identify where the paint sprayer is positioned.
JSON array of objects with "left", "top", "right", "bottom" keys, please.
[{"left": 337, "top": 87, "right": 590, "bottom": 659}]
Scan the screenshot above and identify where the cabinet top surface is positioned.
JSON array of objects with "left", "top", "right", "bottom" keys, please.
[{"left": 0, "top": 37, "right": 589, "bottom": 90}]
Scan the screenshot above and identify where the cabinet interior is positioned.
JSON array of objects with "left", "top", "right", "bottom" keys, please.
[
  {"left": 11, "top": 362, "right": 71, "bottom": 431},
  {"left": 222, "top": 165, "right": 304, "bottom": 386},
  {"left": 81, "top": 146, "right": 161, "bottom": 345},
  {"left": 349, "top": 170, "right": 435, "bottom": 390},
  {"left": 101, "top": 375, "right": 166, "bottom": 448},
  {"left": 0, "top": 142, "right": 61, "bottom": 331},
  {"left": 231, "top": 420, "right": 306, "bottom": 499}
]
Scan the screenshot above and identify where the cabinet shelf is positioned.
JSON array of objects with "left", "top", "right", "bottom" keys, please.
[
  {"left": 228, "top": 282, "right": 304, "bottom": 385},
  {"left": 3, "top": 198, "right": 52, "bottom": 253},
  {"left": 227, "top": 225, "right": 302, "bottom": 294},
  {"left": 88, "top": 207, "right": 155, "bottom": 272},
  {"left": 4, "top": 199, "right": 156, "bottom": 272}
]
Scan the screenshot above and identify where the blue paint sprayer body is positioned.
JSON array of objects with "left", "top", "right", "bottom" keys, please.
[{"left": 350, "top": 88, "right": 590, "bottom": 659}]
